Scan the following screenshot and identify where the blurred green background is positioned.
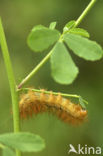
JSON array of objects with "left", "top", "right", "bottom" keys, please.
[{"left": 0, "top": 0, "right": 103, "bottom": 155}]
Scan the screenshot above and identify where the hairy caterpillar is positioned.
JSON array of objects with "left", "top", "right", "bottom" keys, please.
[{"left": 19, "top": 89, "right": 87, "bottom": 125}]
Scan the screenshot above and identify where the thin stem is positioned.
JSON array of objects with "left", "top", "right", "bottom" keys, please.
[
  {"left": 0, "top": 18, "right": 21, "bottom": 156},
  {"left": 18, "top": 0, "right": 97, "bottom": 89},
  {"left": 18, "top": 88, "right": 88, "bottom": 105},
  {"left": 74, "top": 0, "right": 97, "bottom": 28},
  {"left": 18, "top": 49, "right": 53, "bottom": 89}
]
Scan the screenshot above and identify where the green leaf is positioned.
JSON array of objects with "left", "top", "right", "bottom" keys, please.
[
  {"left": 0, "top": 132, "right": 45, "bottom": 152},
  {"left": 63, "top": 20, "right": 75, "bottom": 32},
  {"left": 3, "top": 147, "right": 15, "bottom": 156},
  {"left": 64, "top": 33, "right": 103, "bottom": 61},
  {"left": 50, "top": 42, "right": 79, "bottom": 84},
  {"left": 49, "top": 22, "right": 57, "bottom": 30},
  {"left": 27, "top": 25, "right": 60, "bottom": 52},
  {"left": 32, "top": 25, "right": 46, "bottom": 31},
  {"left": 79, "top": 96, "right": 86, "bottom": 109},
  {"left": 69, "top": 28, "right": 90, "bottom": 38}
]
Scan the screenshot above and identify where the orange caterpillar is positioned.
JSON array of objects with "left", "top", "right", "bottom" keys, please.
[{"left": 19, "top": 90, "right": 87, "bottom": 125}]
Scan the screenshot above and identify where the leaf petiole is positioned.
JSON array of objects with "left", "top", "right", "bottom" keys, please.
[{"left": 17, "top": 87, "right": 88, "bottom": 106}]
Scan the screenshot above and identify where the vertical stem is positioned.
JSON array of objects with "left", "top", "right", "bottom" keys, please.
[
  {"left": 74, "top": 0, "right": 97, "bottom": 27},
  {"left": 0, "top": 18, "right": 21, "bottom": 156}
]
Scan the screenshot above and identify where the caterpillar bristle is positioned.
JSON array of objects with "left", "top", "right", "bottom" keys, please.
[
  {"left": 55, "top": 93, "right": 62, "bottom": 105},
  {"left": 48, "top": 92, "right": 56, "bottom": 105},
  {"left": 19, "top": 89, "right": 88, "bottom": 125}
]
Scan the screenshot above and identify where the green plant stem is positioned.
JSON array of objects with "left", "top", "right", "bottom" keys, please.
[
  {"left": 18, "top": 88, "right": 88, "bottom": 105},
  {"left": 74, "top": 0, "right": 97, "bottom": 28},
  {"left": 0, "top": 18, "right": 21, "bottom": 156},
  {"left": 17, "top": 0, "right": 97, "bottom": 89},
  {"left": 18, "top": 49, "right": 53, "bottom": 89}
]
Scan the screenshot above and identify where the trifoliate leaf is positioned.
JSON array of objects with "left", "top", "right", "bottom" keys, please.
[
  {"left": 63, "top": 20, "right": 76, "bottom": 32},
  {"left": 69, "top": 28, "right": 90, "bottom": 38},
  {"left": 64, "top": 33, "right": 103, "bottom": 61},
  {"left": 50, "top": 41, "right": 79, "bottom": 84},
  {"left": 27, "top": 25, "right": 60, "bottom": 52},
  {"left": 49, "top": 22, "right": 57, "bottom": 30},
  {"left": 32, "top": 25, "right": 46, "bottom": 31}
]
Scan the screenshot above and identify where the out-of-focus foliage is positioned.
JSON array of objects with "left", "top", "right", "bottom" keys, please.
[
  {"left": 0, "top": 132, "right": 45, "bottom": 152},
  {"left": 3, "top": 147, "right": 15, "bottom": 156},
  {"left": 0, "top": 0, "right": 103, "bottom": 156}
]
